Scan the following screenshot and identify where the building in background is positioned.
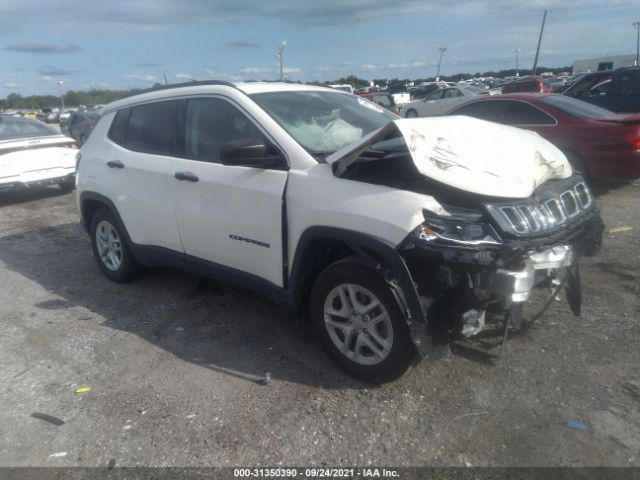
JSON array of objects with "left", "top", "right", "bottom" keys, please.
[{"left": 573, "top": 54, "right": 636, "bottom": 73}]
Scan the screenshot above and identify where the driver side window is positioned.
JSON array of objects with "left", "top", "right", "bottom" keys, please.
[{"left": 185, "top": 98, "right": 266, "bottom": 163}]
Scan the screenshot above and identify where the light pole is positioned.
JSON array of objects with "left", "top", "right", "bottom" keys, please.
[
  {"left": 514, "top": 48, "right": 521, "bottom": 76},
  {"left": 435, "top": 47, "right": 447, "bottom": 81},
  {"left": 56, "top": 80, "right": 65, "bottom": 109},
  {"left": 276, "top": 40, "right": 287, "bottom": 81},
  {"left": 634, "top": 21, "right": 640, "bottom": 67}
]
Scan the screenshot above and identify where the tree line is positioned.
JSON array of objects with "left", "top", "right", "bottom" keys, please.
[{"left": 1, "top": 66, "right": 571, "bottom": 110}]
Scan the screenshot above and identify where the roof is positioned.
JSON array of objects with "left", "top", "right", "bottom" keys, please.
[{"left": 102, "top": 81, "right": 340, "bottom": 114}]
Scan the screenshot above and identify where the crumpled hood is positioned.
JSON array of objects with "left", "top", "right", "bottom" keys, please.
[{"left": 326, "top": 116, "right": 572, "bottom": 198}]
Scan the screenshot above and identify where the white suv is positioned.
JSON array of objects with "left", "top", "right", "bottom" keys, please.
[{"left": 76, "top": 81, "right": 603, "bottom": 382}]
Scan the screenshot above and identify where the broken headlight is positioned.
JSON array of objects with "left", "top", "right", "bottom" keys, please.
[{"left": 418, "top": 208, "right": 502, "bottom": 246}]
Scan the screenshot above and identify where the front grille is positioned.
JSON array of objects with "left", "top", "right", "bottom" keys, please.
[{"left": 489, "top": 181, "right": 593, "bottom": 236}]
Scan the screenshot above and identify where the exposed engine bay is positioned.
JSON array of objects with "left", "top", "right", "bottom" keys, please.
[{"left": 334, "top": 140, "right": 604, "bottom": 357}]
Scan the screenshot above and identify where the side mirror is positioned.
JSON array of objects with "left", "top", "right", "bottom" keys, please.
[{"left": 220, "top": 139, "right": 287, "bottom": 170}]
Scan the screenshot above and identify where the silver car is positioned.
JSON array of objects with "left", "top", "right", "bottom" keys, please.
[{"left": 400, "top": 87, "right": 485, "bottom": 118}]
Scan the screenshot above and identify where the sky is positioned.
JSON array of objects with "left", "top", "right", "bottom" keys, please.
[{"left": 0, "top": 0, "right": 638, "bottom": 96}]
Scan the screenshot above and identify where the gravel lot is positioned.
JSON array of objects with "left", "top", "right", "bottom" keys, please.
[{"left": 0, "top": 181, "right": 638, "bottom": 468}]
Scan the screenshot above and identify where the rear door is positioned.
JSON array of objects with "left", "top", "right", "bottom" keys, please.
[
  {"left": 100, "top": 101, "right": 184, "bottom": 252},
  {"left": 172, "top": 96, "right": 288, "bottom": 287}
]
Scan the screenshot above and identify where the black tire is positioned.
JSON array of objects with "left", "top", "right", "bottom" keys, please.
[
  {"left": 58, "top": 181, "right": 74, "bottom": 192},
  {"left": 89, "top": 208, "right": 141, "bottom": 283},
  {"left": 310, "top": 259, "right": 415, "bottom": 383},
  {"left": 405, "top": 109, "right": 418, "bottom": 118},
  {"left": 563, "top": 150, "right": 590, "bottom": 179}
]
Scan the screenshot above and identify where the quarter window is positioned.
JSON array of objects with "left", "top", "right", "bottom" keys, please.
[
  {"left": 502, "top": 101, "right": 555, "bottom": 125},
  {"left": 184, "top": 98, "right": 266, "bottom": 163},
  {"left": 126, "top": 100, "right": 180, "bottom": 155},
  {"left": 108, "top": 108, "right": 130, "bottom": 146},
  {"left": 451, "top": 100, "right": 507, "bottom": 122}
]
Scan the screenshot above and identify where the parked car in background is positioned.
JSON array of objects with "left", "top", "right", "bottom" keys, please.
[
  {"left": 23, "top": 111, "right": 38, "bottom": 120},
  {"left": 369, "top": 92, "right": 400, "bottom": 114},
  {"left": 448, "top": 93, "right": 640, "bottom": 179},
  {"left": 400, "top": 86, "right": 484, "bottom": 118},
  {"left": 563, "top": 67, "right": 640, "bottom": 113},
  {"left": 501, "top": 78, "right": 552, "bottom": 94},
  {"left": 0, "top": 116, "right": 77, "bottom": 191},
  {"left": 327, "top": 84, "right": 354, "bottom": 94},
  {"left": 67, "top": 111, "right": 100, "bottom": 145},
  {"left": 408, "top": 83, "right": 442, "bottom": 99},
  {"left": 59, "top": 108, "right": 78, "bottom": 130}
]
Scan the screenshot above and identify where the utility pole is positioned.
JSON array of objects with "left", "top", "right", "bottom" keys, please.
[
  {"left": 532, "top": 9, "right": 547, "bottom": 75},
  {"left": 56, "top": 80, "right": 65, "bottom": 110},
  {"left": 514, "top": 48, "right": 521, "bottom": 76},
  {"left": 276, "top": 40, "right": 287, "bottom": 81},
  {"left": 634, "top": 21, "right": 640, "bottom": 67},
  {"left": 435, "top": 47, "right": 447, "bottom": 81}
]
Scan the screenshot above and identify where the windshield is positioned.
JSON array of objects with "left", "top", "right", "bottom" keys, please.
[
  {"left": 250, "top": 91, "right": 396, "bottom": 158},
  {"left": 540, "top": 95, "right": 615, "bottom": 119},
  {"left": 0, "top": 117, "right": 59, "bottom": 141}
]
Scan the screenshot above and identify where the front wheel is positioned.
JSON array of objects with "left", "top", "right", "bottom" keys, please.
[
  {"left": 405, "top": 109, "right": 418, "bottom": 118},
  {"left": 310, "top": 259, "right": 415, "bottom": 383},
  {"left": 89, "top": 208, "right": 141, "bottom": 282}
]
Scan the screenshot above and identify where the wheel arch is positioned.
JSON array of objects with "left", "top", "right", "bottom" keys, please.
[
  {"left": 79, "top": 191, "right": 133, "bottom": 245},
  {"left": 287, "top": 227, "right": 426, "bottom": 326}
]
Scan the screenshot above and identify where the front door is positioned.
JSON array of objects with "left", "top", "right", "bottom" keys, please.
[{"left": 172, "top": 97, "right": 288, "bottom": 287}]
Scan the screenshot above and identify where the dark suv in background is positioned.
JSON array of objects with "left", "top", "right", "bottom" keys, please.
[{"left": 563, "top": 67, "right": 640, "bottom": 113}]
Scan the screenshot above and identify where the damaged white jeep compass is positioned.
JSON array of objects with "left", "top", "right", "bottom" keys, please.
[{"left": 76, "top": 82, "right": 604, "bottom": 382}]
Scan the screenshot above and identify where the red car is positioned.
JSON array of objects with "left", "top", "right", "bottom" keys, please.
[
  {"left": 448, "top": 93, "right": 640, "bottom": 179},
  {"left": 501, "top": 78, "right": 552, "bottom": 94}
]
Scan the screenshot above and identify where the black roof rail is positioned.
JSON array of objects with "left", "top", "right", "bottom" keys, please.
[{"left": 123, "top": 80, "right": 236, "bottom": 99}]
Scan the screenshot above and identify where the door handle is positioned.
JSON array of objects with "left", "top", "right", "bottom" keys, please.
[
  {"left": 174, "top": 171, "right": 199, "bottom": 182},
  {"left": 107, "top": 160, "right": 125, "bottom": 169}
]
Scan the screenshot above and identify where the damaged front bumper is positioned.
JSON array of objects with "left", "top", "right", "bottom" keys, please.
[{"left": 395, "top": 202, "right": 604, "bottom": 359}]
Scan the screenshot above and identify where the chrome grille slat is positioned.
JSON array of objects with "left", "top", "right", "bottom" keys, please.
[
  {"left": 496, "top": 181, "right": 592, "bottom": 235},
  {"left": 560, "top": 191, "right": 579, "bottom": 218}
]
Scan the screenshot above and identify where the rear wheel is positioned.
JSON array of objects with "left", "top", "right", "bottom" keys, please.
[
  {"left": 310, "top": 259, "right": 415, "bottom": 383},
  {"left": 405, "top": 109, "right": 418, "bottom": 118},
  {"left": 90, "top": 208, "right": 141, "bottom": 282},
  {"left": 563, "top": 150, "right": 590, "bottom": 179}
]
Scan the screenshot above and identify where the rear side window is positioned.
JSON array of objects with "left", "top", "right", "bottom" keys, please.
[
  {"left": 451, "top": 100, "right": 507, "bottom": 123},
  {"left": 126, "top": 100, "right": 181, "bottom": 155},
  {"left": 502, "top": 101, "right": 556, "bottom": 125},
  {"left": 108, "top": 108, "right": 130, "bottom": 146},
  {"left": 619, "top": 71, "right": 640, "bottom": 96}
]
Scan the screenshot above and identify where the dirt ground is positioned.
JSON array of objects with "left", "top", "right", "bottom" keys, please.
[{"left": 0, "top": 180, "right": 638, "bottom": 468}]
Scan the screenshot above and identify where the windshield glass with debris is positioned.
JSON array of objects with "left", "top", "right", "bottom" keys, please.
[{"left": 250, "top": 91, "right": 396, "bottom": 158}]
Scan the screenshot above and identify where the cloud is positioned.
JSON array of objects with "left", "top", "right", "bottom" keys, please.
[
  {"left": 124, "top": 74, "right": 159, "bottom": 83},
  {"left": 223, "top": 40, "right": 259, "bottom": 49},
  {"left": 283, "top": 67, "right": 303, "bottom": 76},
  {"left": 175, "top": 73, "right": 194, "bottom": 81},
  {"left": 240, "top": 67, "right": 271, "bottom": 76},
  {"left": 2, "top": 82, "right": 18, "bottom": 89},
  {"left": 5, "top": 42, "right": 82, "bottom": 54},
  {"left": 37, "top": 66, "right": 79, "bottom": 77},
  {"left": 132, "top": 62, "right": 164, "bottom": 68}
]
